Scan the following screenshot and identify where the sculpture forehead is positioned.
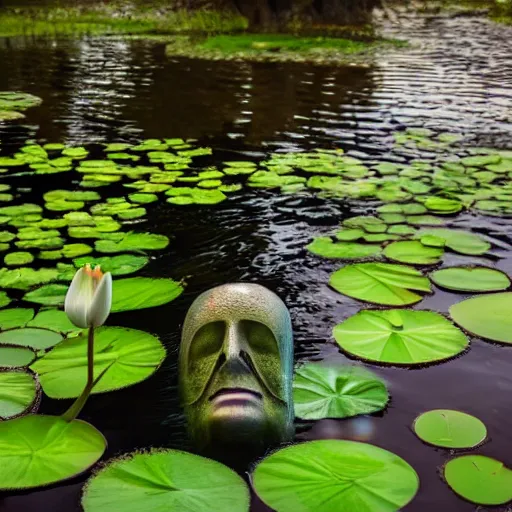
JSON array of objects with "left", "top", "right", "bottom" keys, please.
[{"left": 182, "top": 283, "right": 291, "bottom": 341}]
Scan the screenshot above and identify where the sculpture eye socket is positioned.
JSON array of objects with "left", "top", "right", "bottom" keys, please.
[
  {"left": 188, "top": 321, "right": 225, "bottom": 369},
  {"left": 242, "top": 320, "right": 279, "bottom": 355}
]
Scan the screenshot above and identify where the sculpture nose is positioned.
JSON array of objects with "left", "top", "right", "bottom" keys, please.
[{"left": 222, "top": 321, "right": 252, "bottom": 374}]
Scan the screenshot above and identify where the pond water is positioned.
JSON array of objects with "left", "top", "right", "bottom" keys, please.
[{"left": 0, "top": 11, "right": 512, "bottom": 512}]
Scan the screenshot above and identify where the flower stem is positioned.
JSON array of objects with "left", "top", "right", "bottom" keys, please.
[{"left": 62, "top": 326, "right": 95, "bottom": 422}]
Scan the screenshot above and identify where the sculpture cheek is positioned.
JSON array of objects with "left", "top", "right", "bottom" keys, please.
[{"left": 182, "top": 321, "right": 225, "bottom": 405}]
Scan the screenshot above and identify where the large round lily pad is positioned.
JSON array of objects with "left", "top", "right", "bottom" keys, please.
[
  {"left": 23, "top": 284, "right": 69, "bottom": 306},
  {"left": 73, "top": 254, "right": 149, "bottom": 276},
  {"left": 334, "top": 309, "right": 468, "bottom": 365},
  {"left": 0, "top": 327, "right": 63, "bottom": 350},
  {"left": 82, "top": 450, "right": 250, "bottom": 512},
  {"left": 330, "top": 263, "right": 431, "bottom": 306},
  {"left": 431, "top": 267, "right": 510, "bottom": 292},
  {"left": 449, "top": 292, "right": 512, "bottom": 343},
  {"left": 444, "top": 455, "right": 512, "bottom": 505},
  {"left": 293, "top": 363, "right": 388, "bottom": 420},
  {"left": 252, "top": 440, "right": 419, "bottom": 512},
  {"left": 31, "top": 326, "right": 166, "bottom": 399},
  {"left": 0, "top": 414, "right": 106, "bottom": 489},
  {"left": 112, "top": 277, "right": 184, "bottom": 312},
  {"left": 415, "top": 229, "right": 490, "bottom": 255},
  {"left": 413, "top": 409, "right": 487, "bottom": 449},
  {"left": 0, "top": 346, "right": 36, "bottom": 368},
  {"left": 0, "top": 370, "right": 39, "bottom": 419},
  {"left": 383, "top": 241, "right": 443, "bottom": 265}
]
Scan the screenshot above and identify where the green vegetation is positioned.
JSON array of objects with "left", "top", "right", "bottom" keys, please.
[
  {"left": 0, "top": 5, "right": 247, "bottom": 38},
  {"left": 165, "top": 33, "right": 404, "bottom": 64}
]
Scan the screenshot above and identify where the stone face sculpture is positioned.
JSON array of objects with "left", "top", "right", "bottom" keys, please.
[{"left": 179, "top": 283, "right": 294, "bottom": 462}]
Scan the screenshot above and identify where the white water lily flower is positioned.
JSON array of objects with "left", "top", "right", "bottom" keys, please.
[{"left": 65, "top": 264, "right": 112, "bottom": 328}]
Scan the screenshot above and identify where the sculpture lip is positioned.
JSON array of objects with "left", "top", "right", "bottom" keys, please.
[{"left": 209, "top": 388, "right": 263, "bottom": 402}]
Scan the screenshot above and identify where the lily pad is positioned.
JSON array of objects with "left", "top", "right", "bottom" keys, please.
[
  {"left": 449, "top": 292, "right": 512, "bottom": 343},
  {"left": 333, "top": 309, "right": 468, "bottom": 365},
  {"left": 252, "top": 440, "right": 419, "bottom": 512},
  {"left": 4, "top": 252, "right": 34, "bottom": 266},
  {"left": 95, "top": 233, "right": 169, "bottom": 253},
  {"left": 0, "top": 327, "right": 63, "bottom": 350},
  {"left": 31, "top": 326, "right": 166, "bottom": 398},
  {"left": 0, "top": 370, "right": 39, "bottom": 419},
  {"left": 330, "top": 263, "right": 431, "bottom": 306},
  {"left": 0, "top": 414, "right": 106, "bottom": 489},
  {"left": 0, "top": 92, "right": 42, "bottom": 111},
  {"left": 27, "top": 309, "right": 81, "bottom": 335},
  {"left": 82, "top": 449, "right": 250, "bottom": 512},
  {"left": 444, "top": 456, "right": 512, "bottom": 506},
  {"left": 293, "top": 363, "right": 388, "bottom": 420},
  {"left": 0, "top": 346, "right": 36, "bottom": 368},
  {"left": 0, "top": 308, "right": 34, "bottom": 330},
  {"left": 431, "top": 267, "right": 510, "bottom": 292},
  {"left": 415, "top": 229, "right": 490, "bottom": 255},
  {"left": 23, "top": 284, "right": 69, "bottom": 306},
  {"left": 73, "top": 255, "right": 149, "bottom": 276},
  {"left": 112, "top": 277, "right": 184, "bottom": 313},
  {"left": 413, "top": 410, "right": 487, "bottom": 449},
  {"left": 384, "top": 241, "right": 443, "bottom": 265},
  {"left": 307, "top": 237, "right": 381, "bottom": 259}
]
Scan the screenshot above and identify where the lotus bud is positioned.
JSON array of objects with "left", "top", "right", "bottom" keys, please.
[{"left": 64, "top": 264, "right": 112, "bottom": 329}]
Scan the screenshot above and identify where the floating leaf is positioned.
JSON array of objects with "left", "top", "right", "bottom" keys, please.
[
  {"left": 307, "top": 237, "right": 381, "bottom": 259},
  {"left": 73, "top": 255, "right": 149, "bottom": 276},
  {"left": 413, "top": 409, "right": 486, "bottom": 448},
  {"left": 293, "top": 363, "right": 388, "bottom": 420},
  {"left": 384, "top": 241, "right": 443, "bottom": 265},
  {"left": 0, "top": 414, "right": 106, "bottom": 489},
  {"left": 0, "top": 327, "right": 63, "bottom": 350},
  {"left": 0, "top": 370, "right": 39, "bottom": 419},
  {"left": 0, "top": 308, "right": 34, "bottom": 329},
  {"left": 333, "top": 309, "right": 468, "bottom": 365},
  {"left": 444, "top": 456, "right": 512, "bottom": 506},
  {"left": 330, "top": 263, "right": 431, "bottom": 306},
  {"left": 431, "top": 267, "right": 510, "bottom": 292},
  {"left": 27, "top": 309, "right": 81, "bottom": 335},
  {"left": 0, "top": 291, "right": 11, "bottom": 308},
  {"left": 0, "top": 346, "right": 35, "bottom": 368},
  {"left": 415, "top": 229, "right": 490, "bottom": 255},
  {"left": 31, "top": 326, "right": 165, "bottom": 398},
  {"left": 82, "top": 449, "right": 250, "bottom": 512},
  {"left": 95, "top": 233, "right": 169, "bottom": 253},
  {"left": 0, "top": 92, "right": 42, "bottom": 111},
  {"left": 23, "top": 284, "right": 68, "bottom": 306},
  {"left": 449, "top": 292, "right": 512, "bottom": 343},
  {"left": 4, "top": 252, "right": 34, "bottom": 266},
  {"left": 252, "top": 440, "right": 419, "bottom": 512},
  {"left": 424, "top": 197, "right": 463, "bottom": 215},
  {"left": 112, "top": 277, "right": 183, "bottom": 313}
]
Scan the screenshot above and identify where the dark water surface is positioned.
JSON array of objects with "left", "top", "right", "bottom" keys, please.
[{"left": 0, "top": 11, "right": 512, "bottom": 512}]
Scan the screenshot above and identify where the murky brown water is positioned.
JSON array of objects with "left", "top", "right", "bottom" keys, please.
[{"left": 0, "top": 10, "right": 511, "bottom": 512}]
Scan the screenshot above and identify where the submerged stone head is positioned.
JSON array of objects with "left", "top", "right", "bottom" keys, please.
[{"left": 179, "top": 283, "right": 294, "bottom": 461}]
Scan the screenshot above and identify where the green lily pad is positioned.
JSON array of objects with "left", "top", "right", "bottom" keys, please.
[
  {"left": 449, "top": 292, "right": 512, "bottom": 343},
  {"left": 128, "top": 193, "right": 158, "bottom": 204},
  {"left": 413, "top": 410, "right": 487, "bottom": 449},
  {"left": 307, "top": 237, "right": 381, "bottom": 259},
  {"left": 0, "top": 414, "right": 106, "bottom": 489},
  {"left": 387, "top": 224, "right": 416, "bottom": 236},
  {"left": 23, "top": 284, "right": 69, "bottom": 306},
  {"left": 431, "top": 267, "right": 510, "bottom": 292},
  {"left": 384, "top": 241, "right": 443, "bottom": 265},
  {"left": 0, "top": 370, "right": 39, "bottom": 419},
  {"left": 0, "top": 327, "right": 63, "bottom": 350},
  {"left": 293, "top": 363, "right": 388, "bottom": 420},
  {"left": 0, "top": 110, "right": 25, "bottom": 122},
  {"left": 344, "top": 216, "right": 387, "bottom": 233},
  {"left": 0, "top": 308, "right": 34, "bottom": 329},
  {"left": 95, "top": 233, "right": 169, "bottom": 253},
  {"left": 424, "top": 197, "right": 463, "bottom": 215},
  {"left": 0, "top": 92, "right": 42, "bottom": 111},
  {"left": 27, "top": 309, "right": 81, "bottom": 335},
  {"left": 82, "top": 449, "right": 249, "bottom": 512},
  {"left": 444, "top": 456, "right": 512, "bottom": 506},
  {"left": 252, "top": 440, "right": 419, "bottom": 512},
  {"left": 415, "top": 229, "right": 490, "bottom": 255},
  {"left": 112, "top": 277, "right": 183, "bottom": 313},
  {"left": 330, "top": 263, "right": 431, "bottom": 306},
  {"left": 333, "top": 309, "right": 468, "bottom": 365},
  {"left": 0, "top": 346, "right": 36, "bottom": 368},
  {"left": 4, "top": 251, "right": 34, "bottom": 266},
  {"left": 335, "top": 228, "right": 365, "bottom": 241},
  {"left": 117, "top": 207, "right": 146, "bottom": 220},
  {"left": 31, "top": 326, "right": 166, "bottom": 398},
  {"left": 73, "top": 255, "right": 149, "bottom": 276}
]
